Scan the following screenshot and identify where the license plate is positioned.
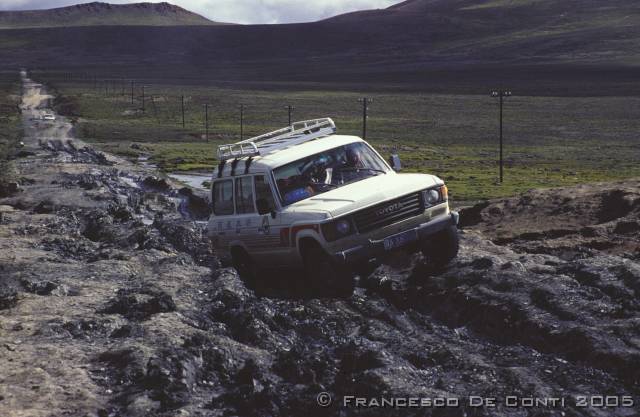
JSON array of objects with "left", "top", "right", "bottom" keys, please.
[{"left": 383, "top": 229, "right": 418, "bottom": 251}]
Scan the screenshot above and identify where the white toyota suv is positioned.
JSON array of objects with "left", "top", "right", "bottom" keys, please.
[{"left": 207, "top": 118, "right": 459, "bottom": 292}]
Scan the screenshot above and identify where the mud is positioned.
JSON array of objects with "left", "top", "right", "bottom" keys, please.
[{"left": 1, "top": 74, "right": 639, "bottom": 417}]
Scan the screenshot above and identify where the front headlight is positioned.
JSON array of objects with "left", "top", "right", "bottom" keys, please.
[
  {"left": 321, "top": 218, "right": 355, "bottom": 242},
  {"left": 424, "top": 189, "right": 440, "bottom": 205},
  {"left": 422, "top": 185, "right": 448, "bottom": 207},
  {"left": 336, "top": 219, "right": 351, "bottom": 235}
]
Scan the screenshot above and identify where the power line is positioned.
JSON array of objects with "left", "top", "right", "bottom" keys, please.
[
  {"left": 204, "top": 103, "right": 210, "bottom": 142},
  {"left": 490, "top": 89, "right": 512, "bottom": 183},
  {"left": 181, "top": 95, "right": 185, "bottom": 128},
  {"left": 239, "top": 104, "right": 245, "bottom": 140},
  {"left": 141, "top": 85, "right": 146, "bottom": 113},
  {"left": 285, "top": 105, "right": 294, "bottom": 126},
  {"left": 358, "top": 97, "right": 373, "bottom": 140}
]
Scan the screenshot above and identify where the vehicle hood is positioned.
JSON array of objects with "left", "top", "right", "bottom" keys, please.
[{"left": 288, "top": 173, "right": 442, "bottom": 218}]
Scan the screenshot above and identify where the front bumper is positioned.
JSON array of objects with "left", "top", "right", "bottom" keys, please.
[{"left": 332, "top": 211, "right": 459, "bottom": 265}]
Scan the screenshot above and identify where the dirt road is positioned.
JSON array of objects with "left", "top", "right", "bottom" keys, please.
[{"left": 1, "top": 75, "right": 639, "bottom": 417}]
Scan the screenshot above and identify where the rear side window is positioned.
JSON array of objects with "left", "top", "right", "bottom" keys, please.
[
  {"left": 255, "top": 175, "right": 276, "bottom": 209},
  {"left": 212, "top": 180, "right": 234, "bottom": 215},
  {"left": 235, "top": 177, "right": 255, "bottom": 214}
]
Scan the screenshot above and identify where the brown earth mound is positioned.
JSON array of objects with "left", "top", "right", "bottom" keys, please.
[{"left": 460, "top": 179, "right": 640, "bottom": 260}]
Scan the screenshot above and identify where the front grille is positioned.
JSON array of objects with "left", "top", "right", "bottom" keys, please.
[{"left": 353, "top": 192, "right": 423, "bottom": 233}]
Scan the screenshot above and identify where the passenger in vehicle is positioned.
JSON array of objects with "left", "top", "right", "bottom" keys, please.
[{"left": 280, "top": 177, "right": 316, "bottom": 205}]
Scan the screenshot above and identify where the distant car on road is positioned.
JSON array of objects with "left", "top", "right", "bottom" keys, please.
[
  {"left": 207, "top": 118, "right": 459, "bottom": 293},
  {"left": 42, "top": 114, "right": 56, "bottom": 121}
]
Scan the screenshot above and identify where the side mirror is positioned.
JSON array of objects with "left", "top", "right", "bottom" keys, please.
[
  {"left": 389, "top": 153, "right": 402, "bottom": 172},
  {"left": 256, "top": 198, "right": 275, "bottom": 217}
]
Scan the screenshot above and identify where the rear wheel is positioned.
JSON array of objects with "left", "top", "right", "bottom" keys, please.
[
  {"left": 231, "top": 247, "right": 258, "bottom": 283},
  {"left": 422, "top": 225, "right": 459, "bottom": 267},
  {"left": 302, "top": 242, "right": 354, "bottom": 296}
]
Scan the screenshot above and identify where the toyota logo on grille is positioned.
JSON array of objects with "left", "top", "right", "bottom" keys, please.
[{"left": 376, "top": 202, "right": 403, "bottom": 217}]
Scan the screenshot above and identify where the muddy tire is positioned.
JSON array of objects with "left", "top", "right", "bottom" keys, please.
[
  {"left": 302, "top": 243, "right": 354, "bottom": 296},
  {"left": 422, "top": 225, "right": 459, "bottom": 267}
]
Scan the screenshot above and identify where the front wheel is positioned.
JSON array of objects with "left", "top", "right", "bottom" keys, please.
[
  {"left": 302, "top": 244, "right": 354, "bottom": 296},
  {"left": 422, "top": 225, "right": 459, "bottom": 267}
]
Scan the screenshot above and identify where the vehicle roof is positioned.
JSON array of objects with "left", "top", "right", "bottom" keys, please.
[{"left": 213, "top": 134, "right": 364, "bottom": 178}]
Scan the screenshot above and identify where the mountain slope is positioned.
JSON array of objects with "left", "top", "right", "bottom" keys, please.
[
  {"left": 324, "top": 0, "right": 640, "bottom": 66},
  {"left": 0, "top": 2, "right": 225, "bottom": 28}
]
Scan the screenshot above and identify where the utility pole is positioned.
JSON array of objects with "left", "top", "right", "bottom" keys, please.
[
  {"left": 239, "top": 104, "right": 245, "bottom": 140},
  {"left": 141, "top": 85, "right": 146, "bottom": 113},
  {"left": 285, "top": 105, "right": 294, "bottom": 126},
  {"left": 131, "top": 81, "right": 135, "bottom": 104},
  {"left": 358, "top": 97, "right": 373, "bottom": 140},
  {"left": 181, "top": 95, "right": 185, "bottom": 128},
  {"left": 490, "top": 89, "right": 512, "bottom": 183},
  {"left": 204, "top": 103, "right": 209, "bottom": 142},
  {"left": 149, "top": 95, "right": 157, "bottom": 117}
]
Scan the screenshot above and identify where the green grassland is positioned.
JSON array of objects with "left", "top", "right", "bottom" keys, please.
[
  {"left": 38, "top": 74, "right": 640, "bottom": 204},
  {"left": 0, "top": 72, "right": 22, "bottom": 184}
]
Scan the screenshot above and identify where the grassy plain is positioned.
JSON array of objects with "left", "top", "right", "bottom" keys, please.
[{"left": 38, "top": 74, "right": 640, "bottom": 203}]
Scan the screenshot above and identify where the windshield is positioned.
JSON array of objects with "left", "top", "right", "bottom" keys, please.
[{"left": 273, "top": 142, "right": 389, "bottom": 205}]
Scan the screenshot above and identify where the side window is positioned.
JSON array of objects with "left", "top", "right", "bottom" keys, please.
[
  {"left": 235, "top": 176, "right": 256, "bottom": 214},
  {"left": 254, "top": 175, "right": 276, "bottom": 209},
  {"left": 212, "top": 180, "right": 234, "bottom": 215}
]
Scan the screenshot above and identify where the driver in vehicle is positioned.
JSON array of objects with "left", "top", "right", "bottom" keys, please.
[
  {"left": 345, "top": 147, "right": 365, "bottom": 169},
  {"left": 333, "top": 145, "right": 369, "bottom": 184}
]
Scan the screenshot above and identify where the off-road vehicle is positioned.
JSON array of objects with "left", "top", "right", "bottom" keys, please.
[{"left": 207, "top": 118, "right": 459, "bottom": 291}]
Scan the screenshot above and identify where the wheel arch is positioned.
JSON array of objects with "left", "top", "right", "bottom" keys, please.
[
  {"left": 230, "top": 243, "right": 251, "bottom": 262},
  {"left": 298, "top": 236, "right": 322, "bottom": 259}
]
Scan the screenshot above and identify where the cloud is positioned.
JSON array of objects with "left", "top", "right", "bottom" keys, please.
[
  {"left": 181, "top": 0, "right": 398, "bottom": 24},
  {"left": 0, "top": 0, "right": 400, "bottom": 24}
]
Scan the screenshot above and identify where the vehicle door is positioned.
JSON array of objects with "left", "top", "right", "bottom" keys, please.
[
  {"left": 210, "top": 178, "right": 235, "bottom": 250},
  {"left": 230, "top": 175, "right": 262, "bottom": 255},
  {"left": 251, "top": 174, "right": 292, "bottom": 266}
]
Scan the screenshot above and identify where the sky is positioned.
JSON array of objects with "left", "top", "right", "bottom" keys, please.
[{"left": 0, "top": 0, "right": 400, "bottom": 24}]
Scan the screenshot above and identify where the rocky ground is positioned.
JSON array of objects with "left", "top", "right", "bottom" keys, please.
[{"left": 1, "top": 77, "right": 639, "bottom": 417}]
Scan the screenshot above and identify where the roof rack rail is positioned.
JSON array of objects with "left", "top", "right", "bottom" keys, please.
[{"left": 217, "top": 117, "right": 336, "bottom": 161}]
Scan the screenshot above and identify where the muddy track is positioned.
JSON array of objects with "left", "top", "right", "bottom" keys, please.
[{"left": 1, "top": 74, "right": 639, "bottom": 417}]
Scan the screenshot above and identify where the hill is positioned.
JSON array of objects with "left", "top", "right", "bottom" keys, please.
[
  {"left": 0, "top": 0, "right": 639, "bottom": 93},
  {"left": 0, "top": 2, "right": 224, "bottom": 28}
]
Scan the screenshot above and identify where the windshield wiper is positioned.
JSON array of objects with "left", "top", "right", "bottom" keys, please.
[
  {"left": 308, "top": 181, "right": 340, "bottom": 188},
  {"left": 339, "top": 167, "right": 386, "bottom": 174},
  {"left": 363, "top": 168, "right": 386, "bottom": 174}
]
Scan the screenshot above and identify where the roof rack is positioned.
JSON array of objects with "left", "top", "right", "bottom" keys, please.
[{"left": 217, "top": 118, "right": 336, "bottom": 161}]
